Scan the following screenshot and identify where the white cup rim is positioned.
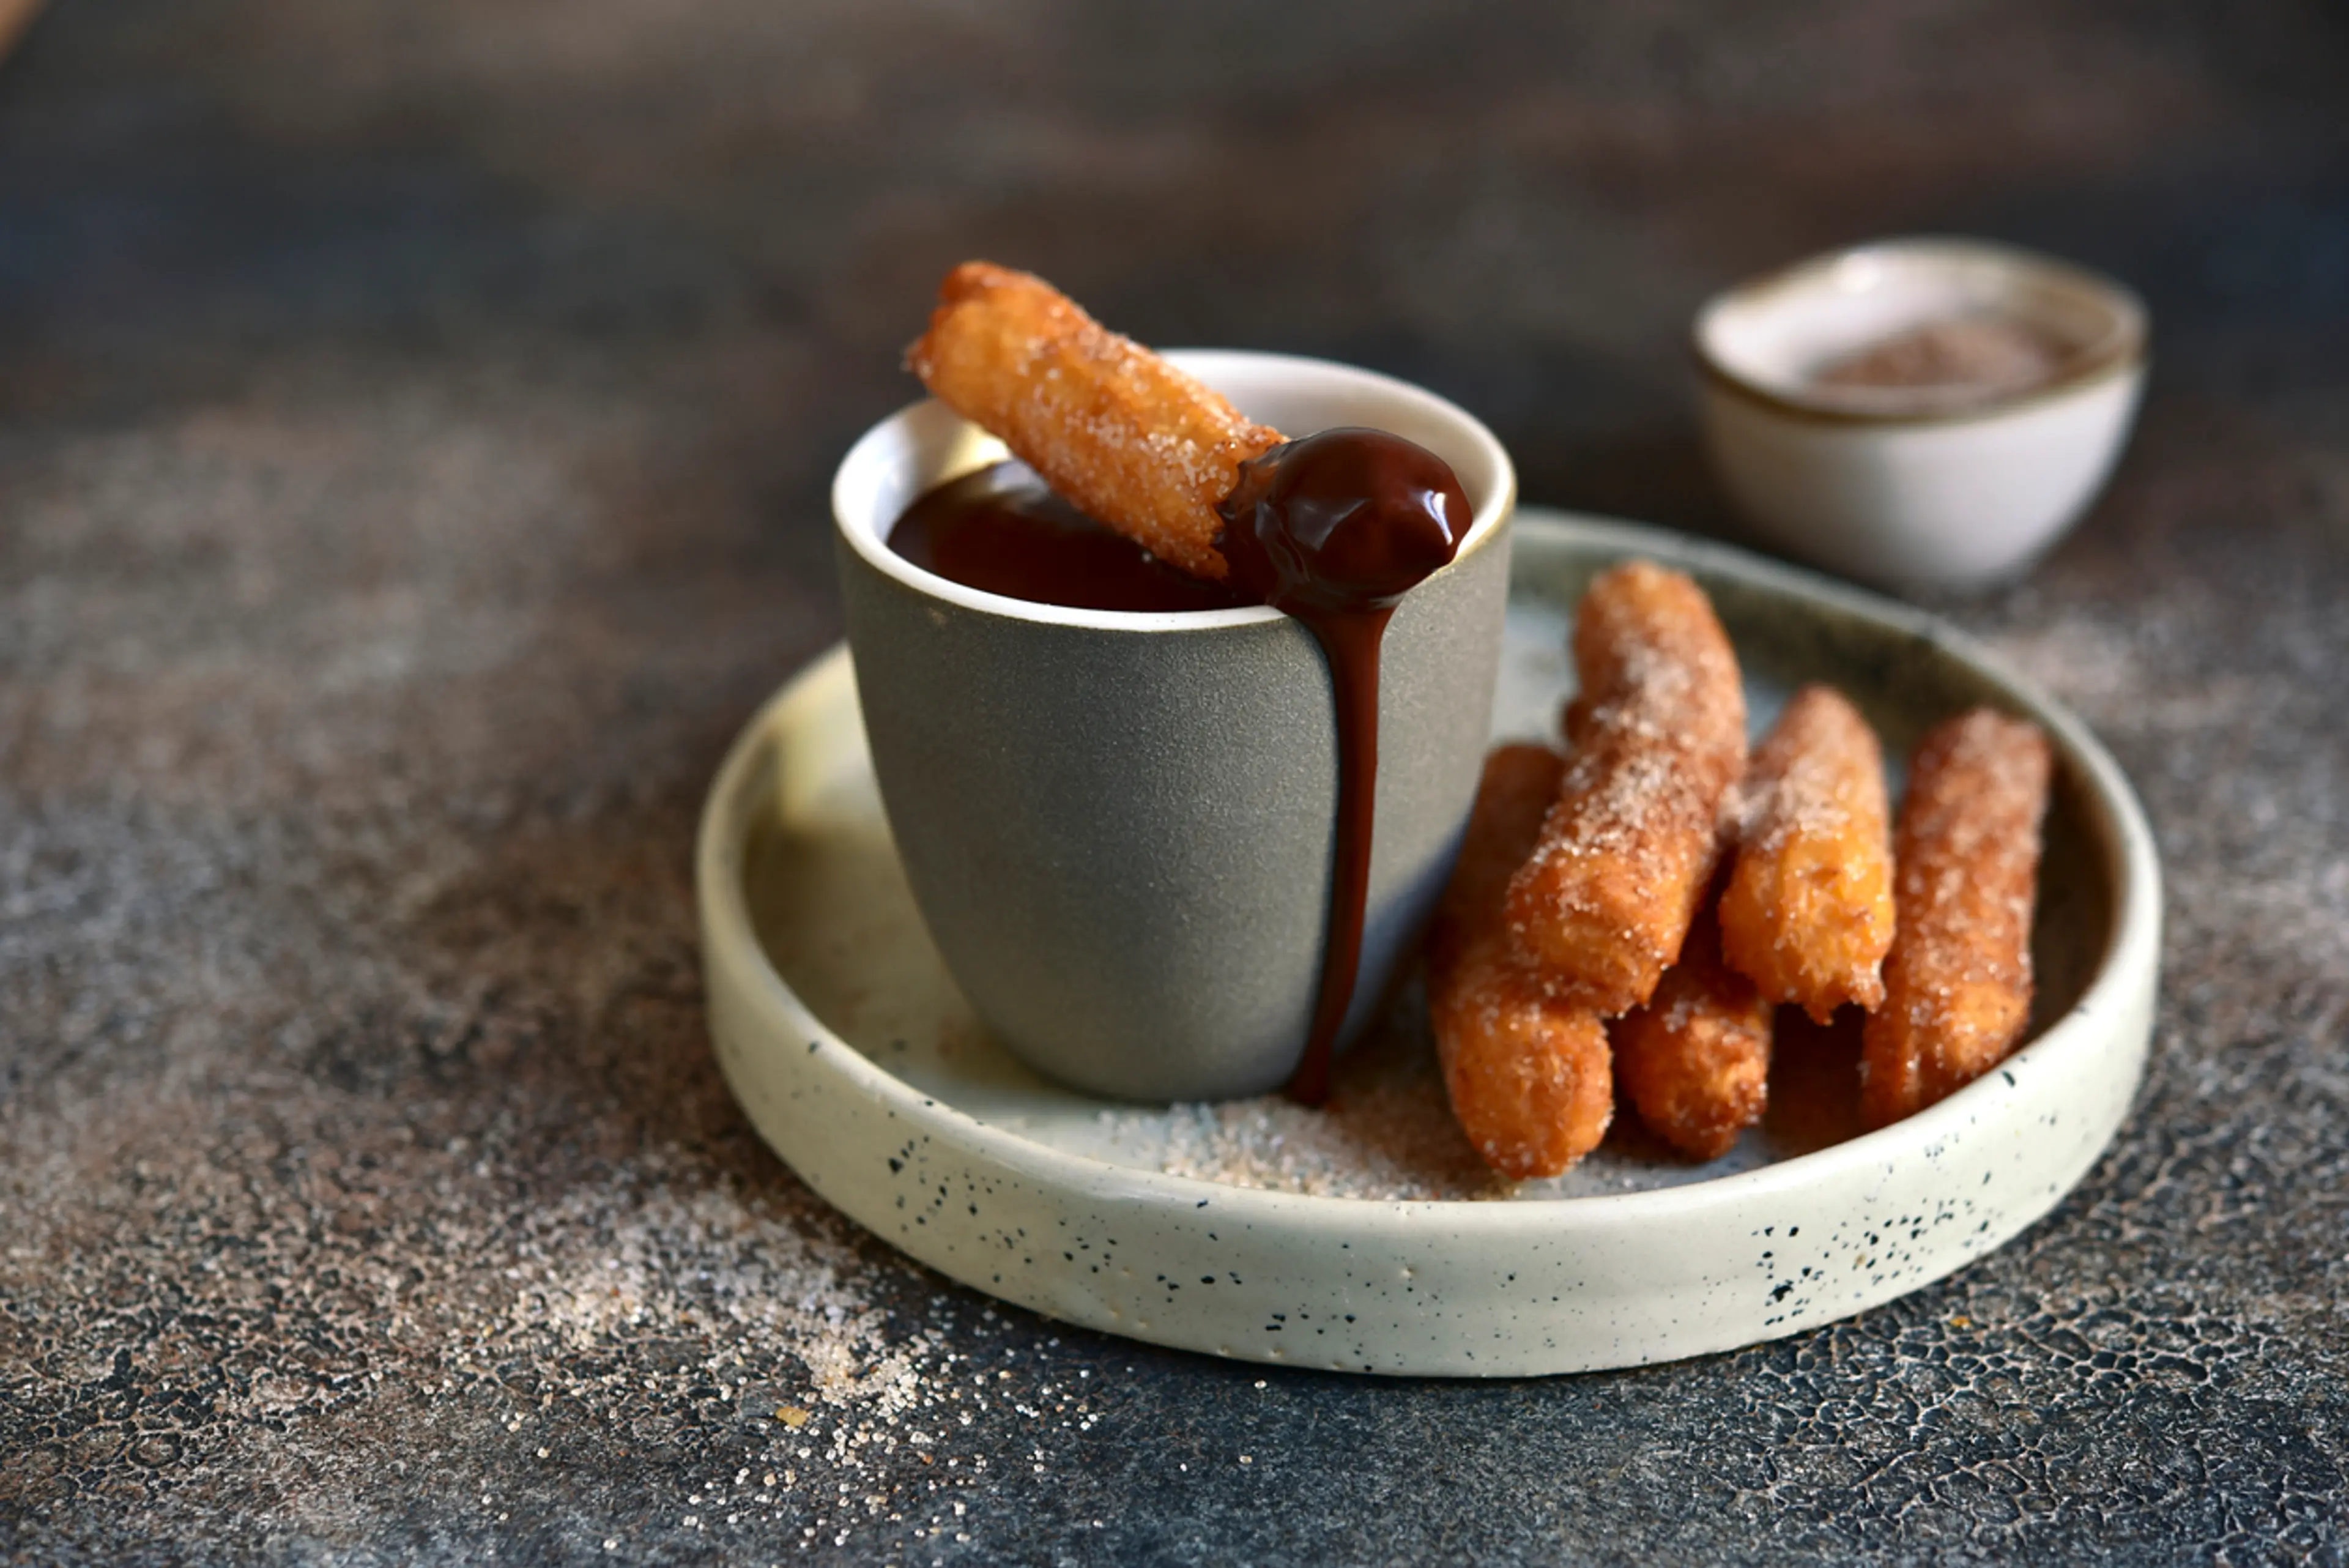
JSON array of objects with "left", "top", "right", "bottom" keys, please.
[{"left": 832, "top": 348, "right": 1518, "bottom": 633}]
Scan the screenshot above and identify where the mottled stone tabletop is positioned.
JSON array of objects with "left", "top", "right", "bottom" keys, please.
[{"left": 4, "top": 2, "right": 2345, "bottom": 1562}]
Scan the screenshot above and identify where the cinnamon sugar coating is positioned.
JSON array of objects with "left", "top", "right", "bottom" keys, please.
[
  {"left": 1503, "top": 562, "right": 1748, "bottom": 1014},
  {"left": 1427, "top": 744, "right": 1613, "bottom": 1180},
  {"left": 906, "top": 261, "right": 1284, "bottom": 582},
  {"left": 1861, "top": 708, "right": 2053, "bottom": 1128},
  {"left": 1612, "top": 901, "right": 1774, "bottom": 1161},
  {"left": 1720, "top": 685, "right": 1896, "bottom": 1022}
]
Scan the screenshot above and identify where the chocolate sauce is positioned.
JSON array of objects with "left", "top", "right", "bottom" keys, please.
[
  {"left": 888, "top": 429, "right": 1469, "bottom": 1109},
  {"left": 889, "top": 463, "right": 1252, "bottom": 614},
  {"left": 1215, "top": 428, "right": 1471, "bottom": 1104}
]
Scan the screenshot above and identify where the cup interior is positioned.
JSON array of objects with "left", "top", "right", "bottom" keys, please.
[
  {"left": 1696, "top": 238, "right": 2147, "bottom": 417},
  {"left": 833, "top": 350, "right": 1516, "bottom": 631}
]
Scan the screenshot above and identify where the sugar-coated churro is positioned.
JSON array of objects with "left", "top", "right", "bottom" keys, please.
[
  {"left": 906, "top": 261, "right": 1283, "bottom": 582},
  {"left": 1504, "top": 562, "right": 1748, "bottom": 1014},
  {"left": 1612, "top": 900, "right": 1774, "bottom": 1161},
  {"left": 1719, "top": 685, "right": 1896, "bottom": 1022},
  {"left": 1427, "top": 744, "right": 1613, "bottom": 1180},
  {"left": 1861, "top": 708, "right": 2053, "bottom": 1128}
]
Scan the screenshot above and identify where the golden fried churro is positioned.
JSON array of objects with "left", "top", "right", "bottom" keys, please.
[
  {"left": 1427, "top": 745, "right": 1613, "bottom": 1180},
  {"left": 1612, "top": 901, "right": 1774, "bottom": 1161},
  {"left": 906, "top": 261, "right": 1284, "bottom": 582},
  {"left": 1503, "top": 562, "right": 1748, "bottom": 1014},
  {"left": 1719, "top": 685, "right": 1896, "bottom": 1022},
  {"left": 1861, "top": 708, "right": 2054, "bottom": 1128}
]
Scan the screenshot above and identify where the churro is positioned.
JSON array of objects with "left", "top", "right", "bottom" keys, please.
[
  {"left": 1612, "top": 900, "right": 1774, "bottom": 1161},
  {"left": 1719, "top": 685, "right": 1896, "bottom": 1022},
  {"left": 1504, "top": 562, "right": 1748, "bottom": 1014},
  {"left": 1861, "top": 708, "right": 2053, "bottom": 1128},
  {"left": 906, "top": 261, "right": 1283, "bottom": 582},
  {"left": 1427, "top": 745, "right": 1613, "bottom": 1179}
]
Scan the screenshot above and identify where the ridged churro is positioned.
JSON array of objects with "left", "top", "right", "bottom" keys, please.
[
  {"left": 1427, "top": 745, "right": 1613, "bottom": 1180},
  {"left": 1504, "top": 562, "right": 1748, "bottom": 1014},
  {"left": 1612, "top": 900, "right": 1774, "bottom": 1161},
  {"left": 906, "top": 261, "right": 1283, "bottom": 582},
  {"left": 1861, "top": 708, "right": 2053, "bottom": 1128},
  {"left": 1720, "top": 685, "right": 1896, "bottom": 1022}
]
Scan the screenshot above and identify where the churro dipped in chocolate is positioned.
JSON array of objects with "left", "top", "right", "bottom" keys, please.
[
  {"left": 1861, "top": 709, "right": 2053, "bottom": 1128},
  {"left": 1612, "top": 899, "right": 1774, "bottom": 1161},
  {"left": 1504, "top": 563, "right": 1748, "bottom": 1015},
  {"left": 1427, "top": 745, "right": 1613, "bottom": 1180},
  {"left": 1720, "top": 685, "right": 1896, "bottom": 1022},
  {"left": 907, "top": 261, "right": 1284, "bottom": 583}
]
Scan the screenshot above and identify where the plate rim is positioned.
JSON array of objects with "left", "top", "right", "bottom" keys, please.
[{"left": 699, "top": 505, "right": 2161, "bottom": 1231}]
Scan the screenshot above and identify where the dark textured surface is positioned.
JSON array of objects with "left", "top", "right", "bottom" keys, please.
[{"left": 3, "top": 2, "right": 2346, "bottom": 1562}]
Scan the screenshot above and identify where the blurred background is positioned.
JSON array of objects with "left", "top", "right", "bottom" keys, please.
[
  {"left": 8, "top": 1, "right": 2344, "bottom": 545},
  {"left": 4, "top": 2, "right": 2345, "bottom": 1560}
]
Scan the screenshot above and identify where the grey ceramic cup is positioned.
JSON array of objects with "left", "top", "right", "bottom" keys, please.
[{"left": 833, "top": 351, "right": 1516, "bottom": 1102}]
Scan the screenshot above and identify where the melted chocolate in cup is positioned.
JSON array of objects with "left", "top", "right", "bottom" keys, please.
[
  {"left": 890, "top": 462, "right": 1252, "bottom": 614},
  {"left": 1215, "top": 427, "right": 1471, "bottom": 1104}
]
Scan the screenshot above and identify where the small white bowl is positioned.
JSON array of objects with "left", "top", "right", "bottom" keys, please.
[{"left": 1695, "top": 237, "right": 2147, "bottom": 592}]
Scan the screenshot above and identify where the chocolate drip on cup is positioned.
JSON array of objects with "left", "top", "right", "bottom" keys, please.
[{"left": 1215, "top": 428, "right": 1471, "bottom": 1105}]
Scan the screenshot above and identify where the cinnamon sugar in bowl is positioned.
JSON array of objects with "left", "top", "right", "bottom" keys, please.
[{"left": 1696, "top": 237, "right": 2147, "bottom": 592}]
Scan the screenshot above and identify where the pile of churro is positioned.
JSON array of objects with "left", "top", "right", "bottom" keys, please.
[
  {"left": 1431, "top": 565, "right": 2052, "bottom": 1176},
  {"left": 904, "top": 261, "right": 2055, "bottom": 1180}
]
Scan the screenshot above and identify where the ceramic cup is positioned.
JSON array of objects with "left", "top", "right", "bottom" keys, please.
[
  {"left": 833, "top": 352, "right": 1515, "bottom": 1102},
  {"left": 1696, "top": 237, "right": 2147, "bottom": 592}
]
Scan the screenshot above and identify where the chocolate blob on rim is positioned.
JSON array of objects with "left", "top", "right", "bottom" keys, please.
[{"left": 1214, "top": 427, "right": 1472, "bottom": 613}]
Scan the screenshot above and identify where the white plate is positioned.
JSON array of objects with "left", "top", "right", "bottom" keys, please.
[{"left": 697, "top": 508, "right": 2160, "bottom": 1375}]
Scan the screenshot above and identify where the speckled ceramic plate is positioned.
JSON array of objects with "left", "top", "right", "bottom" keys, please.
[{"left": 697, "top": 508, "right": 2159, "bottom": 1377}]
